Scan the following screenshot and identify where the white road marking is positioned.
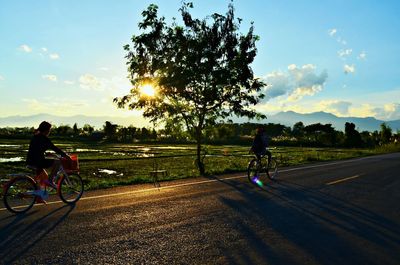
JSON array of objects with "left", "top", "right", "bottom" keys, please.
[{"left": 0, "top": 155, "right": 382, "bottom": 212}]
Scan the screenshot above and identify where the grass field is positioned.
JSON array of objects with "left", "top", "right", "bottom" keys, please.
[{"left": 0, "top": 139, "right": 399, "bottom": 191}]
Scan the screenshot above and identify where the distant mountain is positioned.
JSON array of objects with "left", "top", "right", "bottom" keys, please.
[
  {"left": 267, "top": 111, "right": 400, "bottom": 132},
  {"left": 0, "top": 113, "right": 150, "bottom": 129},
  {"left": 0, "top": 112, "right": 399, "bottom": 132}
]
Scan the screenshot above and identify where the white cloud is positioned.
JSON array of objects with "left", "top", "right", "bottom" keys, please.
[
  {"left": 358, "top": 51, "right": 367, "bottom": 60},
  {"left": 99, "top": 67, "right": 109, "bottom": 71},
  {"left": 79, "top": 74, "right": 102, "bottom": 90},
  {"left": 316, "top": 100, "right": 352, "bottom": 116},
  {"left": 263, "top": 71, "right": 291, "bottom": 100},
  {"left": 262, "top": 64, "right": 328, "bottom": 102},
  {"left": 328, "top": 28, "right": 337, "bottom": 37},
  {"left": 22, "top": 98, "right": 43, "bottom": 111},
  {"left": 19, "top": 44, "right": 32, "bottom": 53},
  {"left": 64, "top": 80, "right": 75, "bottom": 85},
  {"left": 336, "top": 37, "right": 347, "bottom": 45},
  {"left": 42, "top": 74, "right": 58, "bottom": 82},
  {"left": 286, "top": 64, "right": 328, "bottom": 101},
  {"left": 41, "top": 47, "right": 48, "bottom": 52},
  {"left": 0, "top": 75, "right": 4, "bottom": 81},
  {"left": 338, "top": 49, "right": 352, "bottom": 58},
  {"left": 287, "top": 86, "right": 322, "bottom": 102},
  {"left": 22, "top": 98, "right": 88, "bottom": 113},
  {"left": 344, "top": 64, "right": 355, "bottom": 74},
  {"left": 379, "top": 103, "right": 400, "bottom": 120},
  {"left": 348, "top": 104, "right": 376, "bottom": 118},
  {"left": 49, "top": 53, "right": 60, "bottom": 60}
]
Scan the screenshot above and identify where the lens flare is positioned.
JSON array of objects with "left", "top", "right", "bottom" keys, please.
[
  {"left": 252, "top": 176, "right": 264, "bottom": 187},
  {"left": 140, "top": 84, "right": 155, "bottom": 97}
]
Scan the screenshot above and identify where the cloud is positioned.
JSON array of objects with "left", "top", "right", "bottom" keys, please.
[
  {"left": 377, "top": 103, "right": 400, "bottom": 120},
  {"left": 286, "top": 64, "right": 328, "bottom": 101},
  {"left": 42, "top": 74, "right": 58, "bottom": 82},
  {"left": 338, "top": 49, "right": 352, "bottom": 58},
  {"left": 64, "top": 80, "right": 75, "bottom": 85},
  {"left": 19, "top": 44, "right": 32, "bottom": 53},
  {"left": 22, "top": 98, "right": 88, "bottom": 113},
  {"left": 347, "top": 104, "right": 376, "bottom": 118},
  {"left": 358, "top": 51, "right": 367, "bottom": 60},
  {"left": 336, "top": 37, "right": 347, "bottom": 45},
  {"left": 315, "top": 100, "right": 352, "bottom": 116},
  {"left": 22, "top": 98, "right": 43, "bottom": 111},
  {"left": 99, "top": 67, "right": 109, "bottom": 71},
  {"left": 328, "top": 28, "right": 337, "bottom": 37},
  {"left": 263, "top": 72, "right": 291, "bottom": 100},
  {"left": 79, "top": 74, "right": 102, "bottom": 90},
  {"left": 49, "top": 53, "right": 60, "bottom": 60},
  {"left": 287, "top": 86, "right": 323, "bottom": 102},
  {"left": 0, "top": 75, "right": 4, "bottom": 81},
  {"left": 41, "top": 47, "right": 48, "bottom": 52},
  {"left": 344, "top": 64, "right": 355, "bottom": 74},
  {"left": 263, "top": 64, "right": 328, "bottom": 102}
]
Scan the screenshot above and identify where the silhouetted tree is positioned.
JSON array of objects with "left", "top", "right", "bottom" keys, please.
[
  {"left": 103, "top": 121, "right": 118, "bottom": 140},
  {"left": 73, "top": 123, "right": 79, "bottom": 136},
  {"left": 115, "top": 2, "right": 265, "bottom": 174},
  {"left": 82, "top": 124, "right": 94, "bottom": 136},
  {"left": 380, "top": 123, "right": 392, "bottom": 144},
  {"left": 344, "top": 122, "right": 363, "bottom": 147},
  {"left": 292, "top": 122, "right": 305, "bottom": 138}
]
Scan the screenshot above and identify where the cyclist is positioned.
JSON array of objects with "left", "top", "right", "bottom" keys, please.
[
  {"left": 26, "top": 121, "right": 70, "bottom": 202},
  {"left": 250, "top": 125, "right": 271, "bottom": 165}
]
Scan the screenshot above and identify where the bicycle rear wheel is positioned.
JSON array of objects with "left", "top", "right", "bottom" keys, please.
[
  {"left": 58, "top": 173, "right": 84, "bottom": 204},
  {"left": 247, "top": 159, "right": 265, "bottom": 187},
  {"left": 3, "top": 176, "right": 37, "bottom": 214},
  {"left": 267, "top": 158, "right": 278, "bottom": 180}
]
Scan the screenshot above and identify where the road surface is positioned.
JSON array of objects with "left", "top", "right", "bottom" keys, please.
[{"left": 1, "top": 153, "right": 399, "bottom": 264}]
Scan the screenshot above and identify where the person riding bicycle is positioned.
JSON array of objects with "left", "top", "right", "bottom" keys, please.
[
  {"left": 250, "top": 126, "right": 271, "bottom": 165},
  {"left": 26, "top": 121, "right": 70, "bottom": 201}
]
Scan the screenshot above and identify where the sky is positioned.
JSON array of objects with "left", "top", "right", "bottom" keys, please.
[{"left": 1, "top": 0, "right": 400, "bottom": 126}]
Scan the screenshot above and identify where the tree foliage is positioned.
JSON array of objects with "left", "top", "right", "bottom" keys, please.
[{"left": 114, "top": 2, "right": 265, "bottom": 174}]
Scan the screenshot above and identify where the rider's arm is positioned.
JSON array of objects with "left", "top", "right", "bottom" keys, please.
[{"left": 46, "top": 138, "right": 68, "bottom": 158}]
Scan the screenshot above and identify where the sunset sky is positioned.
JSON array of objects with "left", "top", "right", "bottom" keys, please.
[{"left": 1, "top": 0, "right": 399, "bottom": 125}]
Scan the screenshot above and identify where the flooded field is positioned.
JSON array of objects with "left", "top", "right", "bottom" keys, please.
[{"left": 0, "top": 139, "right": 381, "bottom": 190}]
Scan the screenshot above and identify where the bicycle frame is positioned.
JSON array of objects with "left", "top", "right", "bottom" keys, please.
[{"left": 3, "top": 154, "right": 83, "bottom": 214}]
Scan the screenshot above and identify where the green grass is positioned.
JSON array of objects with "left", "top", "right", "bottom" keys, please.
[{"left": 0, "top": 139, "right": 399, "bottom": 191}]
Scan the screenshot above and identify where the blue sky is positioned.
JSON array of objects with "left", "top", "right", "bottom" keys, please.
[{"left": 1, "top": 0, "right": 399, "bottom": 125}]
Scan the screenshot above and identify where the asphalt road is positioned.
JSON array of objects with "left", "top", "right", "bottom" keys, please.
[{"left": 1, "top": 153, "right": 399, "bottom": 265}]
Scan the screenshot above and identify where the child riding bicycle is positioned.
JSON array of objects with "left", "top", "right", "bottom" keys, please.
[
  {"left": 249, "top": 125, "right": 271, "bottom": 164},
  {"left": 26, "top": 121, "right": 71, "bottom": 202}
]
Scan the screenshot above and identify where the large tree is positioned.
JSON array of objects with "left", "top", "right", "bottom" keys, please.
[{"left": 114, "top": 2, "right": 265, "bottom": 174}]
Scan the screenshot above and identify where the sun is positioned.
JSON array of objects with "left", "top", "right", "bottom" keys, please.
[{"left": 140, "top": 84, "right": 156, "bottom": 97}]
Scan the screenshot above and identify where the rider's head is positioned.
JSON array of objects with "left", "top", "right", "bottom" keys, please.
[
  {"left": 36, "top": 121, "right": 52, "bottom": 136},
  {"left": 256, "top": 125, "right": 265, "bottom": 135}
]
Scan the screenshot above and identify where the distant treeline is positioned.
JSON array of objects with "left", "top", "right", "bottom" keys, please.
[{"left": 0, "top": 121, "right": 398, "bottom": 148}]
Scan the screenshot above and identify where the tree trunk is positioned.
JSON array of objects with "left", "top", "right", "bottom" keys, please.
[{"left": 195, "top": 128, "right": 205, "bottom": 175}]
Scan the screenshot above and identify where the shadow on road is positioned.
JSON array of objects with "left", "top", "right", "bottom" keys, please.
[
  {"left": 0, "top": 204, "right": 75, "bottom": 264},
  {"left": 214, "top": 176, "right": 400, "bottom": 265}
]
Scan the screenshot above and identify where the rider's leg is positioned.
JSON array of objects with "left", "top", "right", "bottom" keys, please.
[
  {"left": 266, "top": 150, "right": 272, "bottom": 165},
  {"left": 36, "top": 168, "right": 49, "bottom": 188},
  {"left": 49, "top": 159, "right": 61, "bottom": 182},
  {"left": 255, "top": 153, "right": 262, "bottom": 170}
]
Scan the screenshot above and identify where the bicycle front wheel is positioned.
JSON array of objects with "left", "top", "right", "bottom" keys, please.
[
  {"left": 58, "top": 173, "right": 84, "bottom": 204},
  {"left": 247, "top": 159, "right": 264, "bottom": 187},
  {"left": 267, "top": 158, "right": 278, "bottom": 180},
  {"left": 3, "top": 176, "right": 37, "bottom": 214}
]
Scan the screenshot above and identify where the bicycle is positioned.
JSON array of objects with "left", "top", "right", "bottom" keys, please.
[
  {"left": 247, "top": 151, "right": 278, "bottom": 187},
  {"left": 2, "top": 153, "right": 84, "bottom": 214}
]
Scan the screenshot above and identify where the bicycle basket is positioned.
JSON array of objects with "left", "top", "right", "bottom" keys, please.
[{"left": 61, "top": 154, "right": 79, "bottom": 172}]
